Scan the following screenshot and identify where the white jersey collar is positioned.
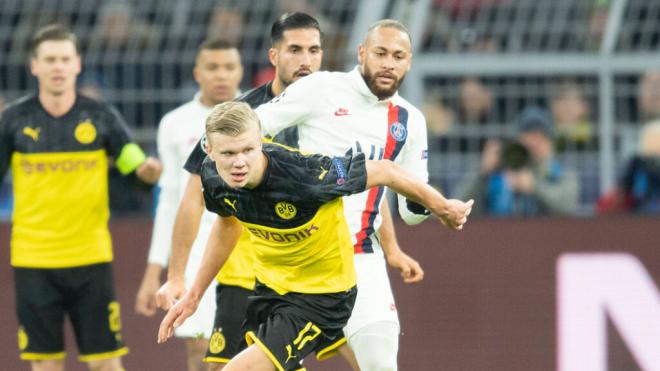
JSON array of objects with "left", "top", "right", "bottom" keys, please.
[{"left": 348, "top": 66, "right": 399, "bottom": 105}]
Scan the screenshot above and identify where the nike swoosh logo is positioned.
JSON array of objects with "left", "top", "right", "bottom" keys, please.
[{"left": 334, "top": 108, "right": 349, "bottom": 116}]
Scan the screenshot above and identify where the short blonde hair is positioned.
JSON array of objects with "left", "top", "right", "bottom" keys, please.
[{"left": 205, "top": 101, "right": 261, "bottom": 137}]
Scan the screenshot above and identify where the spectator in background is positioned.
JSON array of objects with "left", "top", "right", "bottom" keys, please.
[
  {"left": 459, "top": 106, "right": 579, "bottom": 216},
  {"left": 598, "top": 120, "right": 660, "bottom": 214},
  {"left": 551, "top": 81, "right": 594, "bottom": 150},
  {"left": 585, "top": 0, "right": 610, "bottom": 52},
  {"left": 638, "top": 70, "right": 660, "bottom": 123},
  {"left": 88, "top": 1, "right": 160, "bottom": 52},
  {"left": 423, "top": 88, "right": 455, "bottom": 137},
  {"left": 207, "top": 6, "right": 245, "bottom": 47},
  {"left": 457, "top": 77, "right": 493, "bottom": 125}
]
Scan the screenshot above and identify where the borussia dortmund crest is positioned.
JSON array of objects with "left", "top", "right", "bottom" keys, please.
[
  {"left": 209, "top": 330, "right": 226, "bottom": 354},
  {"left": 75, "top": 119, "right": 97, "bottom": 144},
  {"left": 275, "top": 201, "right": 297, "bottom": 220}
]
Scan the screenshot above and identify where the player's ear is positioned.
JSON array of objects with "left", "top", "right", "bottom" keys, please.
[
  {"left": 30, "top": 59, "right": 37, "bottom": 76},
  {"left": 357, "top": 44, "right": 365, "bottom": 65},
  {"left": 268, "top": 48, "right": 277, "bottom": 67},
  {"left": 193, "top": 63, "right": 201, "bottom": 84}
]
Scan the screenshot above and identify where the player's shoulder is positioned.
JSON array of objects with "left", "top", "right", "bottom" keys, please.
[
  {"left": 159, "top": 99, "right": 198, "bottom": 128},
  {"left": 392, "top": 95, "right": 424, "bottom": 118},
  {"left": 236, "top": 83, "right": 272, "bottom": 108},
  {"left": 199, "top": 155, "right": 224, "bottom": 188},
  {"left": 1, "top": 94, "right": 38, "bottom": 123},
  {"left": 392, "top": 95, "right": 426, "bottom": 124},
  {"left": 263, "top": 142, "right": 308, "bottom": 162},
  {"left": 264, "top": 143, "right": 323, "bottom": 172},
  {"left": 292, "top": 70, "right": 345, "bottom": 90},
  {"left": 76, "top": 94, "right": 114, "bottom": 113}
]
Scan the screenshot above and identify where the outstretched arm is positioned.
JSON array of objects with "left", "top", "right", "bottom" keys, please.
[
  {"left": 366, "top": 160, "right": 473, "bottom": 230},
  {"left": 157, "top": 215, "right": 242, "bottom": 343}
]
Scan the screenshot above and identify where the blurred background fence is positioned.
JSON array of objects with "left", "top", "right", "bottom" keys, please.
[{"left": 1, "top": 0, "right": 660, "bottom": 217}]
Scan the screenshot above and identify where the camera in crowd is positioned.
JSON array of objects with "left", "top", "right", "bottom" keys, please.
[{"left": 499, "top": 140, "right": 532, "bottom": 170}]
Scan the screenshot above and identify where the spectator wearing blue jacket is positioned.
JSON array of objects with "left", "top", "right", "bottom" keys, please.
[{"left": 459, "top": 107, "right": 579, "bottom": 216}]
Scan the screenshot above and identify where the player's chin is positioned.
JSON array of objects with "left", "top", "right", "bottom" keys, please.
[{"left": 228, "top": 177, "right": 249, "bottom": 188}]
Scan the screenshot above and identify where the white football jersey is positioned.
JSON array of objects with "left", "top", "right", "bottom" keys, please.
[
  {"left": 255, "top": 67, "right": 429, "bottom": 254},
  {"left": 148, "top": 94, "right": 217, "bottom": 269}
]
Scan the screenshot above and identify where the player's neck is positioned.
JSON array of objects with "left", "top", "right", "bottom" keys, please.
[
  {"left": 39, "top": 89, "right": 76, "bottom": 118},
  {"left": 271, "top": 78, "right": 287, "bottom": 97},
  {"left": 199, "top": 94, "right": 224, "bottom": 108}
]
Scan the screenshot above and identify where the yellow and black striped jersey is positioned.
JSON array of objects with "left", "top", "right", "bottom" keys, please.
[
  {"left": 0, "top": 93, "right": 147, "bottom": 268},
  {"left": 200, "top": 144, "right": 367, "bottom": 295}
]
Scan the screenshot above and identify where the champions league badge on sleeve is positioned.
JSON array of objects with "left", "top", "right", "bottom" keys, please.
[
  {"left": 200, "top": 134, "right": 209, "bottom": 154},
  {"left": 390, "top": 122, "right": 407, "bottom": 142},
  {"left": 332, "top": 157, "right": 347, "bottom": 185}
]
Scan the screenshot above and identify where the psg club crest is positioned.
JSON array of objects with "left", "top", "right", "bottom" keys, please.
[{"left": 390, "top": 122, "right": 407, "bottom": 142}]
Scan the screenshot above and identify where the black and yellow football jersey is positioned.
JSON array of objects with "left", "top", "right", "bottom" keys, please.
[
  {"left": 0, "top": 94, "right": 147, "bottom": 268},
  {"left": 201, "top": 144, "right": 368, "bottom": 295}
]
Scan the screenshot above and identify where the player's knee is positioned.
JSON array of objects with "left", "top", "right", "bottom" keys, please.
[
  {"left": 356, "top": 352, "right": 397, "bottom": 371},
  {"left": 206, "top": 362, "right": 225, "bottom": 371},
  {"left": 31, "top": 359, "right": 65, "bottom": 371},
  {"left": 349, "top": 322, "right": 399, "bottom": 371},
  {"left": 86, "top": 357, "right": 123, "bottom": 371},
  {"left": 185, "top": 337, "right": 210, "bottom": 358}
]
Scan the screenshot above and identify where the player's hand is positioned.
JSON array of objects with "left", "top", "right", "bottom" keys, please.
[
  {"left": 155, "top": 279, "right": 186, "bottom": 310},
  {"left": 438, "top": 199, "right": 474, "bottom": 230},
  {"left": 135, "top": 274, "right": 160, "bottom": 316},
  {"left": 157, "top": 292, "right": 199, "bottom": 344},
  {"left": 386, "top": 250, "right": 424, "bottom": 284},
  {"left": 136, "top": 157, "right": 163, "bottom": 184}
]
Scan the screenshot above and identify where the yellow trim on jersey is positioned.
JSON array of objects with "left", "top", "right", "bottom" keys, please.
[
  {"left": 78, "top": 347, "right": 129, "bottom": 362},
  {"left": 203, "top": 356, "right": 231, "bottom": 364},
  {"left": 20, "top": 351, "right": 66, "bottom": 360},
  {"left": 268, "top": 141, "right": 311, "bottom": 155},
  {"left": 10, "top": 150, "right": 113, "bottom": 268},
  {"left": 246, "top": 331, "right": 306, "bottom": 371},
  {"left": 214, "top": 228, "right": 256, "bottom": 290},
  {"left": 316, "top": 337, "right": 347, "bottom": 361},
  {"left": 241, "top": 198, "right": 356, "bottom": 295}
]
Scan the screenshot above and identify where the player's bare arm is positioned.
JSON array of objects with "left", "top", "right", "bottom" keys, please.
[
  {"left": 135, "top": 157, "right": 163, "bottom": 184},
  {"left": 135, "top": 263, "right": 164, "bottom": 316},
  {"left": 378, "top": 199, "right": 424, "bottom": 283},
  {"left": 158, "top": 215, "right": 243, "bottom": 343},
  {"left": 365, "top": 160, "right": 474, "bottom": 230},
  {"left": 155, "top": 174, "right": 205, "bottom": 310}
]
